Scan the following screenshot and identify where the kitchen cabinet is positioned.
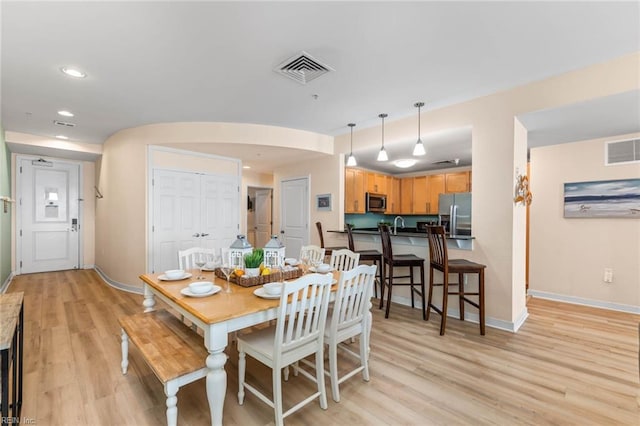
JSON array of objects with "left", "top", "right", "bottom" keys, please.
[
  {"left": 445, "top": 171, "right": 471, "bottom": 193},
  {"left": 399, "top": 178, "right": 413, "bottom": 214},
  {"left": 386, "top": 176, "right": 400, "bottom": 214},
  {"left": 366, "top": 172, "right": 387, "bottom": 194},
  {"left": 412, "top": 175, "right": 429, "bottom": 214},
  {"left": 426, "top": 174, "right": 444, "bottom": 214},
  {"left": 345, "top": 168, "right": 365, "bottom": 213}
]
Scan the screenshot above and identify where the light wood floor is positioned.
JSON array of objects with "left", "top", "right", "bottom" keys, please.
[{"left": 6, "top": 270, "right": 639, "bottom": 425}]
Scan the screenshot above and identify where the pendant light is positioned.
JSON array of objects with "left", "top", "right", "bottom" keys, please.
[
  {"left": 413, "top": 102, "right": 426, "bottom": 156},
  {"left": 346, "top": 123, "right": 357, "bottom": 167},
  {"left": 377, "top": 113, "right": 389, "bottom": 161}
]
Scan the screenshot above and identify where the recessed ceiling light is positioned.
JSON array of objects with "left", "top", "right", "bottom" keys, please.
[
  {"left": 55, "top": 135, "right": 69, "bottom": 140},
  {"left": 243, "top": 165, "right": 251, "bottom": 169},
  {"left": 57, "top": 110, "right": 74, "bottom": 117},
  {"left": 61, "top": 67, "right": 86, "bottom": 78},
  {"left": 394, "top": 159, "right": 417, "bottom": 168}
]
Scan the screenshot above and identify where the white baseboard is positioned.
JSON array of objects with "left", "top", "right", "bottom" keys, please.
[
  {"left": 527, "top": 290, "right": 640, "bottom": 314},
  {"left": 93, "top": 265, "right": 143, "bottom": 295},
  {"left": 0, "top": 271, "right": 15, "bottom": 294},
  {"left": 385, "top": 293, "right": 523, "bottom": 333}
]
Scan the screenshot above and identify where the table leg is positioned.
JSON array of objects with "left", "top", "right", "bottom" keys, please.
[
  {"left": 143, "top": 283, "right": 156, "bottom": 312},
  {"left": 204, "top": 324, "right": 228, "bottom": 426}
]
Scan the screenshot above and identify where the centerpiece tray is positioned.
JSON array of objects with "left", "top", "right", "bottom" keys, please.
[{"left": 214, "top": 267, "right": 303, "bottom": 287}]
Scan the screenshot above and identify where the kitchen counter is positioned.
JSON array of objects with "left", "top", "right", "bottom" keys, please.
[{"left": 329, "top": 228, "right": 474, "bottom": 250}]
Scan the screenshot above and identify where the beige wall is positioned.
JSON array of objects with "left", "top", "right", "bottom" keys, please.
[
  {"left": 529, "top": 132, "right": 640, "bottom": 309},
  {"left": 95, "top": 123, "right": 332, "bottom": 289},
  {"left": 273, "top": 154, "right": 345, "bottom": 249},
  {"left": 333, "top": 53, "right": 639, "bottom": 328},
  {"left": 6, "top": 53, "right": 638, "bottom": 328},
  {"left": 242, "top": 170, "right": 275, "bottom": 236}
]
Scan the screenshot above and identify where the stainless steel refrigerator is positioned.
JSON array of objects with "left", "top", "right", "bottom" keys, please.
[{"left": 438, "top": 192, "right": 472, "bottom": 236}]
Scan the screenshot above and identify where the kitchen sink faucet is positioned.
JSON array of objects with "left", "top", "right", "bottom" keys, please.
[{"left": 393, "top": 216, "right": 405, "bottom": 235}]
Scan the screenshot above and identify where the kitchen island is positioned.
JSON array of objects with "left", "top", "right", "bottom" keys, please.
[{"left": 329, "top": 227, "right": 474, "bottom": 250}]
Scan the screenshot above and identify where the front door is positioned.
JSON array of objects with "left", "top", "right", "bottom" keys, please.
[
  {"left": 18, "top": 157, "right": 81, "bottom": 273},
  {"left": 280, "top": 177, "right": 309, "bottom": 258}
]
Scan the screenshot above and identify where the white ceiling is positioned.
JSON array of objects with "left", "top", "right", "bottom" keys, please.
[{"left": 2, "top": 2, "right": 639, "bottom": 173}]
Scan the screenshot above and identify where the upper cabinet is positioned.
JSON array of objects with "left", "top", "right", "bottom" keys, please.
[
  {"left": 412, "top": 176, "right": 429, "bottom": 214},
  {"left": 366, "top": 172, "right": 387, "bottom": 194},
  {"left": 445, "top": 171, "right": 471, "bottom": 193},
  {"left": 345, "top": 168, "right": 470, "bottom": 215},
  {"left": 426, "top": 174, "right": 445, "bottom": 214},
  {"left": 345, "top": 168, "right": 365, "bottom": 214},
  {"left": 386, "top": 176, "right": 400, "bottom": 214},
  {"left": 399, "top": 178, "right": 413, "bottom": 214}
]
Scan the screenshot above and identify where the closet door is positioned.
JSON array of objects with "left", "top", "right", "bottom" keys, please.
[{"left": 152, "top": 170, "right": 239, "bottom": 273}]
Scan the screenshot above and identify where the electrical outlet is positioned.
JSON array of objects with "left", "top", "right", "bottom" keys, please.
[{"left": 603, "top": 268, "right": 613, "bottom": 283}]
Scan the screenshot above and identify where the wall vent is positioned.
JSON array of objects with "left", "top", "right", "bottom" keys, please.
[
  {"left": 53, "top": 120, "right": 76, "bottom": 127},
  {"left": 606, "top": 139, "right": 640, "bottom": 165},
  {"left": 274, "top": 51, "right": 334, "bottom": 85}
]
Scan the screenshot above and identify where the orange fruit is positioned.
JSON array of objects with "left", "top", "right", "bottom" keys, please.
[{"left": 234, "top": 269, "right": 245, "bottom": 277}]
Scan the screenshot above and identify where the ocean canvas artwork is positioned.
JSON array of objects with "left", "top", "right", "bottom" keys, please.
[{"left": 564, "top": 178, "right": 640, "bottom": 218}]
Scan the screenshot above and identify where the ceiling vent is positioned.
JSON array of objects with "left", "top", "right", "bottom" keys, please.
[
  {"left": 606, "top": 139, "right": 640, "bottom": 165},
  {"left": 53, "top": 120, "right": 75, "bottom": 127},
  {"left": 432, "top": 158, "right": 460, "bottom": 165},
  {"left": 274, "top": 51, "right": 334, "bottom": 85}
]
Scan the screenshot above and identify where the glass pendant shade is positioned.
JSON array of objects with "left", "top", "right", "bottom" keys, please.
[
  {"left": 377, "top": 147, "right": 388, "bottom": 161},
  {"left": 413, "top": 139, "right": 426, "bottom": 156},
  {"left": 377, "top": 113, "right": 388, "bottom": 162},
  {"left": 346, "top": 123, "right": 357, "bottom": 166},
  {"left": 413, "top": 102, "right": 426, "bottom": 156}
]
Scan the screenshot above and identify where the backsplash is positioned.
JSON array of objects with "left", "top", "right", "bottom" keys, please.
[{"left": 345, "top": 213, "right": 439, "bottom": 229}]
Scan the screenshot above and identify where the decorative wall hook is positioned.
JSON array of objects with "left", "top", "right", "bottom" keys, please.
[
  {"left": 94, "top": 186, "right": 104, "bottom": 199},
  {"left": 0, "top": 196, "right": 15, "bottom": 213},
  {"left": 514, "top": 174, "right": 532, "bottom": 206}
]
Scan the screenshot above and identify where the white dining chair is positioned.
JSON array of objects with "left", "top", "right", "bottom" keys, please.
[
  {"left": 178, "top": 247, "right": 216, "bottom": 270},
  {"left": 325, "top": 264, "right": 376, "bottom": 402},
  {"left": 237, "top": 273, "right": 334, "bottom": 426},
  {"left": 300, "top": 245, "right": 325, "bottom": 266},
  {"left": 328, "top": 249, "right": 360, "bottom": 272}
]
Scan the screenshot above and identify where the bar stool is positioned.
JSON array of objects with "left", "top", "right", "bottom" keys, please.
[
  {"left": 315, "top": 221, "right": 347, "bottom": 258},
  {"left": 345, "top": 224, "right": 383, "bottom": 300},
  {"left": 425, "top": 225, "right": 486, "bottom": 335},
  {"left": 378, "top": 224, "right": 426, "bottom": 319}
]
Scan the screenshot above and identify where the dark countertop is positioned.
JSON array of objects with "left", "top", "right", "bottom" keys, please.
[{"left": 329, "top": 228, "right": 475, "bottom": 240}]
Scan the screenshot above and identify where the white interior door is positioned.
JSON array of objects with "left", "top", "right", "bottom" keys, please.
[
  {"left": 152, "top": 169, "right": 239, "bottom": 273},
  {"left": 280, "top": 177, "right": 309, "bottom": 258},
  {"left": 18, "top": 157, "right": 80, "bottom": 273},
  {"left": 254, "top": 189, "right": 272, "bottom": 247},
  {"left": 153, "top": 170, "right": 200, "bottom": 273}
]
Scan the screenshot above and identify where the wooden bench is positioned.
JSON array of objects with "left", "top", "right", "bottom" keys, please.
[{"left": 119, "top": 309, "right": 209, "bottom": 426}]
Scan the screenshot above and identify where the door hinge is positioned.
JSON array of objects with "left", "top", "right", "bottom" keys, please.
[
  {"left": 20, "top": 261, "right": 22, "bottom": 268},
  {"left": 20, "top": 166, "right": 22, "bottom": 173},
  {"left": 19, "top": 229, "right": 22, "bottom": 237},
  {"left": 152, "top": 225, "right": 154, "bottom": 232}
]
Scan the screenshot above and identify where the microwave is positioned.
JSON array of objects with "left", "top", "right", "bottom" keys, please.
[{"left": 366, "top": 192, "right": 387, "bottom": 212}]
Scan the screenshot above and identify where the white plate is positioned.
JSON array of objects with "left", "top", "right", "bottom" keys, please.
[
  {"left": 201, "top": 267, "right": 217, "bottom": 271},
  {"left": 158, "top": 272, "right": 193, "bottom": 281},
  {"left": 181, "top": 285, "right": 221, "bottom": 298},
  {"left": 253, "top": 287, "right": 281, "bottom": 299},
  {"left": 309, "top": 266, "right": 333, "bottom": 273},
  {"left": 285, "top": 258, "right": 299, "bottom": 266}
]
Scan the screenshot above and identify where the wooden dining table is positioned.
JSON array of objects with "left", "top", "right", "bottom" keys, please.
[{"left": 139, "top": 268, "right": 343, "bottom": 426}]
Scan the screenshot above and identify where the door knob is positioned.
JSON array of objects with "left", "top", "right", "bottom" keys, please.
[
  {"left": 200, "top": 233, "right": 210, "bottom": 237},
  {"left": 192, "top": 233, "right": 201, "bottom": 237}
]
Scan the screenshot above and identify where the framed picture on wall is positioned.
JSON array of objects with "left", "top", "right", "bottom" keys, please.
[
  {"left": 316, "top": 193, "right": 332, "bottom": 211},
  {"left": 564, "top": 178, "right": 640, "bottom": 218}
]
